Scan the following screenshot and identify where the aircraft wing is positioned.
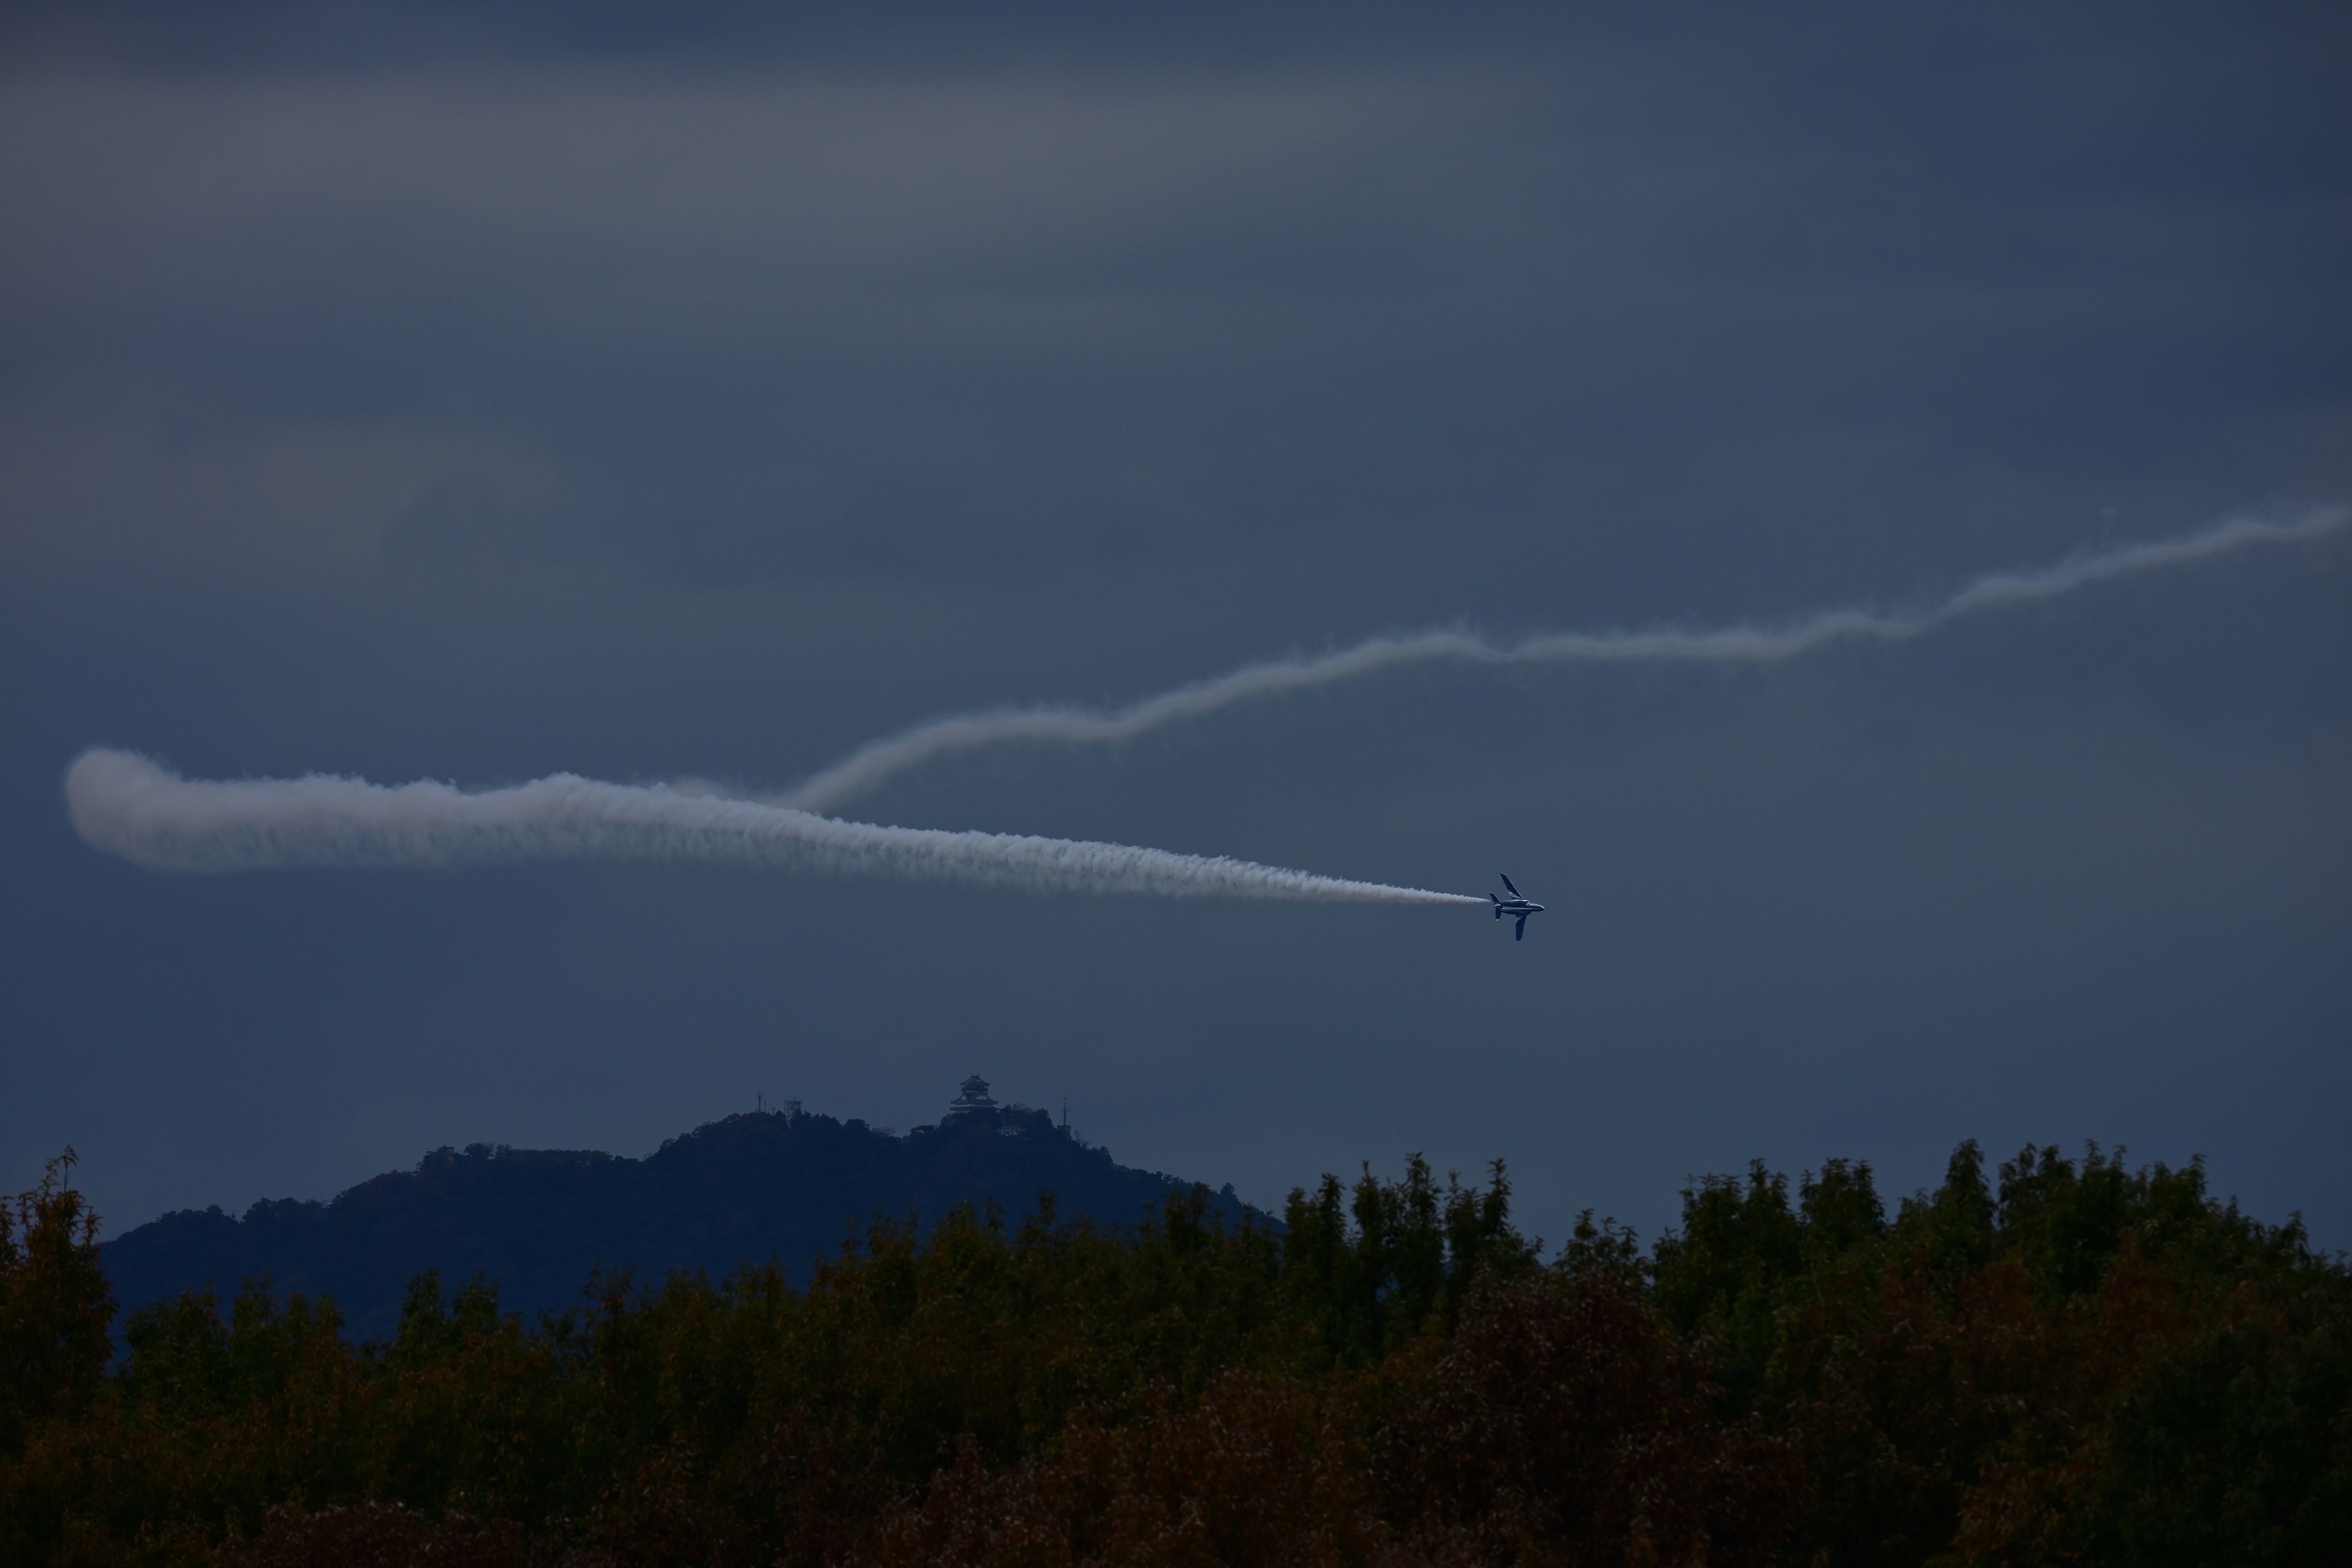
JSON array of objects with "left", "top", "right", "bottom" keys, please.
[
  {"left": 1500, "top": 873, "right": 1521, "bottom": 897},
  {"left": 1514, "top": 913, "right": 1527, "bottom": 941}
]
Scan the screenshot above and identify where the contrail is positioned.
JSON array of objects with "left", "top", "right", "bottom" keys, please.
[
  {"left": 781, "top": 506, "right": 2347, "bottom": 812},
  {"left": 63, "top": 505, "right": 2340, "bottom": 904},
  {"left": 64, "top": 749, "right": 1482, "bottom": 905}
]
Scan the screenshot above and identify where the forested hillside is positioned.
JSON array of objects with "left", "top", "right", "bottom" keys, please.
[
  {"left": 104, "top": 1100, "right": 1252, "bottom": 1340},
  {"left": 6, "top": 1140, "right": 2347, "bottom": 1565}
]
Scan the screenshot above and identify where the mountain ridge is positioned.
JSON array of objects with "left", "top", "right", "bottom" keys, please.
[{"left": 103, "top": 1093, "right": 1259, "bottom": 1340}]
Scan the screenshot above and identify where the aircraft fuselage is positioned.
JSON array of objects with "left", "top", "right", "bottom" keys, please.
[{"left": 1492, "top": 875, "right": 1545, "bottom": 939}]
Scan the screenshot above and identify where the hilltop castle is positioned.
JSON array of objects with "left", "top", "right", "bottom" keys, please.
[{"left": 946, "top": 1075, "right": 998, "bottom": 1117}]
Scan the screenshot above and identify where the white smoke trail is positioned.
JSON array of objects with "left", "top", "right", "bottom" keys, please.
[
  {"left": 64, "top": 748, "right": 1482, "bottom": 905},
  {"left": 781, "top": 507, "right": 2347, "bottom": 812},
  {"left": 63, "top": 504, "right": 2339, "bottom": 903}
]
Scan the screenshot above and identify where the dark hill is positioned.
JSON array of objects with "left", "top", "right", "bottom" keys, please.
[{"left": 103, "top": 1097, "right": 1256, "bottom": 1340}]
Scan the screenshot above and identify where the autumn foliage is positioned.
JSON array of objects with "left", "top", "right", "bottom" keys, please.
[{"left": 3, "top": 1145, "right": 2346, "bottom": 1565}]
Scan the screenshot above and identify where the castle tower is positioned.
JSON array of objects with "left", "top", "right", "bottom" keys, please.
[{"left": 946, "top": 1075, "right": 998, "bottom": 1117}]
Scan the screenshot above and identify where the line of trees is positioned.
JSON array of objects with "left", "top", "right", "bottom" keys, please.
[{"left": 4, "top": 1142, "right": 2347, "bottom": 1565}]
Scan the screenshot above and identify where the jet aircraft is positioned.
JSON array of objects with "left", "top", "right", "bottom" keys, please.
[{"left": 1490, "top": 873, "right": 1545, "bottom": 941}]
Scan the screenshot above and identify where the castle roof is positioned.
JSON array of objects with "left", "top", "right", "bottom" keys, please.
[{"left": 946, "top": 1075, "right": 998, "bottom": 1116}]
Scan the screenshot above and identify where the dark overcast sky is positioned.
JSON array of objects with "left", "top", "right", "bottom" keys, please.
[{"left": 5, "top": 1, "right": 2349, "bottom": 1252}]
